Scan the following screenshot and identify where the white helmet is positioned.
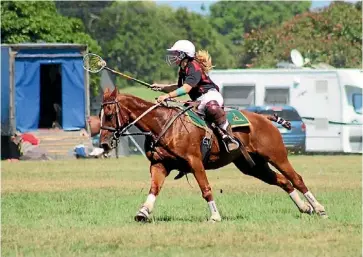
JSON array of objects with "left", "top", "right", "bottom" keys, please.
[{"left": 166, "top": 40, "right": 195, "bottom": 66}]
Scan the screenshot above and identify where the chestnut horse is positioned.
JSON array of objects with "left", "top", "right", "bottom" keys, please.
[{"left": 99, "top": 88, "right": 328, "bottom": 222}]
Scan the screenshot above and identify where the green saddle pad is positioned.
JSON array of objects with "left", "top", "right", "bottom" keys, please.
[
  {"left": 226, "top": 109, "right": 251, "bottom": 128},
  {"left": 178, "top": 107, "right": 250, "bottom": 129}
]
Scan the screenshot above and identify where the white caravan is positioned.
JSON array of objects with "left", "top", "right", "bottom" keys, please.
[{"left": 209, "top": 69, "right": 363, "bottom": 153}]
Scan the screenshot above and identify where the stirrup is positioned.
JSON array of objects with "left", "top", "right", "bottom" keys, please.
[{"left": 222, "top": 136, "right": 240, "bottom": 153}]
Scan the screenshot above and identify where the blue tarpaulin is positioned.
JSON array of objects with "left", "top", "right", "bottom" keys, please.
[
  {"left": 61, "top": 58, "right": 85, "bottom": 130},
  {"left": 1, "top": 44, "right": 87, "bottom": 134},
  {"left": 15, "top": 59, "right": 41, "bottom": 132},
  {"left": 13, "top": 56, "right": 85, "bottom": 132}
]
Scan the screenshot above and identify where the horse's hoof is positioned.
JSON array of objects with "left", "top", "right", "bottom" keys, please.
[
  {"left": 302, "top": 203, "right": 314, "bottom": 215},
  {"left": 209, "top": 215, "right": 222, "bottom": 223},
  {"left": 134, "top": 213, "right": 148, "bottom": 222},
  {"left": 317, "top": 211, "right": 329, "bottom": 219},
  {"left": 134, "top": 207, "right": 150, "bottom": 222}
]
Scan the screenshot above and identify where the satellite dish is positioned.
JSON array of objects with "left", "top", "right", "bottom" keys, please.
[{"left": 291, "top": 49, "right": 304, "bottom": 67}]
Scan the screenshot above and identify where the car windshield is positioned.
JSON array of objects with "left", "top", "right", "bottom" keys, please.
[{"left": 257, "top": 109, "right": 302, "bottom": 121}]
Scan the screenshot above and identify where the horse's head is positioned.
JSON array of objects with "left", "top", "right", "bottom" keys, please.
[{"left": 99, "top": 88, "right": 130, "bottom": 152}]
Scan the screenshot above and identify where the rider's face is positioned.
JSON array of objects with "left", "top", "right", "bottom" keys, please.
[
  {"left": 166, "top": 51, "right": 185, "bottom": 67},
  {"left": 180, "top": 59, "right": 188, "bottom": 68}
]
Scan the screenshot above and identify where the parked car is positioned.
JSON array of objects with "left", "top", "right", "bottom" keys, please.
[{"left": 244, "top": 105, "right": 306, "bottom": 152}]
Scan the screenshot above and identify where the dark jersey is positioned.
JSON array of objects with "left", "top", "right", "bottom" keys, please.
[{"left": 177, "top": 60, "right": 219, "bottom": 101}]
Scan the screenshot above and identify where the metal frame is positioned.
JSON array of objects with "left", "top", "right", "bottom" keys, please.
[
  {"left": 79, "top": 46, "right": 90, "bottom": 135},
  {"left": 3, "top": 43, "right": 88, "bottom": 50},
  {"left": 5, "top": 43, "right": 89, "bottom": 135},
  {"left": 9, "top": 49, "right": 16, "bottom": 135}
]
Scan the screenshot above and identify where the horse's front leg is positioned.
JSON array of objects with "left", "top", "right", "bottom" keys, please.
[
  {"left": 189, "top": 158, "right": 222, "bottom": 222},
  {"left": 135, "top": 163, "right": 167, "bottom": 222}
]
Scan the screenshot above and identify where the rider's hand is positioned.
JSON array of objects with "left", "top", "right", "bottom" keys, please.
[
  {"left": 150, "top": 83, "right": 163, "bottom": 91},
  {"left": 156, "top": 94, "right": 171, "bottom": 103}
]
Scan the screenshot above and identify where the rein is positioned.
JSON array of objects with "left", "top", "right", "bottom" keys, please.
[
  {"left": 100, "top": 99, "right": 188, "bottom": 150},
  {"left": 100, "top": 99, "right": 162, "bottom": 138}
]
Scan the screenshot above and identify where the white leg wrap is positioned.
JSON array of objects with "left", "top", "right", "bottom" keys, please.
[
  {"left": 208, "top": 201, "right": 221, "bottom": 222},
  {"left": 304, "top": 191, "right": 319, "bottom": 207},
  {"left": 289, "top": 189, "right": 306, "bottom": 210},
  {"left": 143, "top": 194, "right": 156, "bottom": 212},
  {"left": 208, "top": 201, "right": 219, "bottom": 214},
  {"left": 221, "top": 121, "right": 229, "bottom": 130}
]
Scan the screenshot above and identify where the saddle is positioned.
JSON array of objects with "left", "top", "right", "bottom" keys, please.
[
  {"left": 159, "top": 99, "right": 253, "bottom": 182},
  {"left": 171, "top": 100, "right": 254, "bottom": 180}
]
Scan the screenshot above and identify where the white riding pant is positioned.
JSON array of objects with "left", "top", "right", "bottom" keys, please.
[
  {"left": 196, "top": 89, "right": 229, "bottom": 130},
  {"left": 197, "top": 89, "right": 224, "bottom": 112}
]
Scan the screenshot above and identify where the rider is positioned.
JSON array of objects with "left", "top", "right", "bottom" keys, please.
[{"left": 154, "top": 40, "right": 239, "bottom": 153}]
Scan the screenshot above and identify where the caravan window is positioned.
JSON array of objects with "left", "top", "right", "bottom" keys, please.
[
  {"left": 264, "top": 88, "right": 290, "bottom": 105},
  {"left": 345, "top": 85, "right": 363, "bottom": 114},
  {"left": 353, "top": 93, "right": 362, "bottom": 114},
  {"left": 222, "top": 84, "right": 255, "bottom": 107}
]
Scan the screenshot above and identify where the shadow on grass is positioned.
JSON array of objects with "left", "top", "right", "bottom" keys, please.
[{"left": 146, "top": 213, "right": 250, "bottom": 223}]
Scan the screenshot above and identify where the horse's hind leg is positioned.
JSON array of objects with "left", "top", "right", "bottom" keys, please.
[
  {"left": 234, "top": 157, "right": 313, "bottom": 215},
  {"left": 269, "top": 157, "right": 327, "bottom": 218}
]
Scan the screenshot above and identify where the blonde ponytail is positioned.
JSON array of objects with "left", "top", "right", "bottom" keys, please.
[{"left": 195, "top": 50, "right": 215, "bottom": 73}]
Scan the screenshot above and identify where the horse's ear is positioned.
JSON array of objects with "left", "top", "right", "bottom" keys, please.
[
  {"left": 103, "top": 88, "right": 110, "bottom": 100},
  {"left": 111, "top": 88, "right": 118, "bottom": 97}
]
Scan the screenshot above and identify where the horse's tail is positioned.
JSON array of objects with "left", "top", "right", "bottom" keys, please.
[{"left": 267, "top": 113, "right": 292, "bottom": 130}]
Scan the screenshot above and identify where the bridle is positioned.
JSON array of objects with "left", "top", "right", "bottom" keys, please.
[
  {"left": 100, "top": 99, "right": 161, "bottom": 149},
  {"left": 99, "top": 99, "right": 124, "bottom": 149}
]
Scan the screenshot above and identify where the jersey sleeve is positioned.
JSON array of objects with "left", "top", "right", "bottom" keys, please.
[{"left": 184, "top": 64, "right": 202, "bottom": 87}]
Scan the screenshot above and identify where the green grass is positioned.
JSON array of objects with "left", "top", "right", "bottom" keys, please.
[{"left": 1, "top": 156, "right": 362, "bottom": 257}]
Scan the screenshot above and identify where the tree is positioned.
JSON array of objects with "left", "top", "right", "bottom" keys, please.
[
  {"left": 241, "top": 1, "right": 362, "bottom": 68},
  {"left": 1, "top": 1, "right": 102, "bottom": 94},
  {"left": 209, "top": 1, "right": 311, "bottom": 44},
  {"left": 91, "top": 1, "right": 237, "bottom": 88},
  {"left": 172, "top": 8, "right": 238, "bottom": 69},
  {"left": 55, "top": 1, "right": 113, "bottom": 33}
]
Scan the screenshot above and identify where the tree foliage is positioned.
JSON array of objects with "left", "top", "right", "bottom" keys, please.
[
  {"left": 1, "top": 1, "right": 102, "bottom": 93},
  {"left": 1, "top": 0, "right": 360, "bottom": 96},
  {"left": 55, "top": 1, "right": 113, "bottom": 33},
  {"left": 91, "top": 1, "right": 237, "bottom": 87},
  {"left": 209, "top": 1, "right": 311, "bottom": 44},
  {"left": 241, "top": 1, "right": 362, "bottom": 68}
]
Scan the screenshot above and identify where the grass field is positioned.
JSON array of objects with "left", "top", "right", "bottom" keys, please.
[{"left": 1, "top": 155, "right": 362, "bottom": 257}]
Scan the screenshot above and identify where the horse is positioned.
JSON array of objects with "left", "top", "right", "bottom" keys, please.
[{"left": 99, "top": 88, "right": 328, "bottom": 222}]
